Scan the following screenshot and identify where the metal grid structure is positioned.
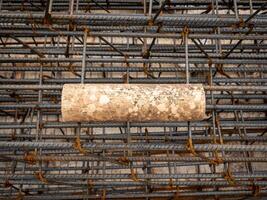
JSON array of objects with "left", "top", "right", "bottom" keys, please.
[{"left": 0, "top": 0, "right": 267, "bottom": 199}]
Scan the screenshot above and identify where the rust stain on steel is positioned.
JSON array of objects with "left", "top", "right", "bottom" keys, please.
[{"left": 61, "top": 84, "right": 206, "bottom": 122}]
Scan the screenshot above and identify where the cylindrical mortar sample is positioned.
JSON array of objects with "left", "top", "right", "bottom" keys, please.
[{"left": 61, "top": 84, "right": 206, "bottom": 122}]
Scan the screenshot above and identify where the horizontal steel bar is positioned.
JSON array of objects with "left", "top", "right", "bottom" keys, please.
[
  {"left": 1, "top": 29, "right": 267, "bottom": 40},
  {"left": 0, "top": 13, "right": 266, "bottom": 27},
  {"left": 2, "top": 172, "right": 267, "bottom": 180},
  {"left": 1, "top": 78, "right": 266, "bottom": 84},
  {"left": 0, "top": 66, "right": 266, "bottom": 73},
  {"left": 1, "top": 57, "right": 267, "bottom": 64},
  {"left": 0, "top": 120, "right": 265, "bottom": 129},
  {"left": 1, "top": 190, "right": 267, "bottom": 200},
  {"left": 0, "top": 85, "right": 266, "bottom": 91},
  {"left": 1, "top": 141, "right": 267, "bottom": 152}
]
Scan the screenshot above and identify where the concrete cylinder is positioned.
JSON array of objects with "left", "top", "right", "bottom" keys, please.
[{"left": 61, "top": 84, "right": 206, "bottom": 122}]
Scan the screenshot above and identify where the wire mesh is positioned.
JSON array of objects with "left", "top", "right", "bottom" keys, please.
[{"left": 0, "top": 0, "right": 266, "bottom": 199}]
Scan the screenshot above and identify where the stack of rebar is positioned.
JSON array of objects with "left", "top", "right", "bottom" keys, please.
[{"left": 0, "top": 0, "right": 266, "bottom": 199}]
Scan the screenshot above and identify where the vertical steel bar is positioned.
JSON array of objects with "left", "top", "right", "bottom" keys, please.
[
  {"left": 233, "top": 0, "right": 239, "bottom": 19},
  {"left": 148, "top": 0, "right": 153, "bottom": 18},
  {"left": 81, "top": 30, "right": 87, "bottom": 84},
  {"left": 185, "top": 30, "right": 189, "bottom": 84}
]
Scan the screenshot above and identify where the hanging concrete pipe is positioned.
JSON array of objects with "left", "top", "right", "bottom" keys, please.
[{"left": 61, "top": 84, "right": 206, "bottom": 122}]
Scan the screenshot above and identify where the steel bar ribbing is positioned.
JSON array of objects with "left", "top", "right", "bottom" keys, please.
[
  {"left": 1, "top": 25, "right": 267, "bottom": 34},
  {"left": 1, "top": 190, "right": 267, "bottom": 200},
  {"left": 0, "top": 120, "right": 265, "bottom": 129},
  {"left": 0, "top": 84, "right": 266, "bottom": 91},
  {"left": 1, "top": 57, "right": 267, "bottom": 65},
  {"left": 0, "top": 43, "right": 265, "bottom": 52},
  {"left": 2, "top": 154, "right": 267, "bottom": 163},
  {"left": 2, "top": 172, "right": 267, "bottom": 180},
  {"left": 0, "top": 78, "right": 266, "bottom": 84},
  {"left": 1, "top": 30, "right": 267, "bottom": 40},
  {"left": 1, "top": 141, "right": 267, "bottom": 152},
  {"left": 0, "top": 0, "right": 266, "bottom": 199},
  {"left": 0, "top": 133, "right": 266, "bottom": 142},
  {"left": 1, "top": 179, "right": 267, "bottom": 187},
  {"left": 0, "top": 13, "right": 266, "bottom": 27},
  {"left": 0, "top": 66, "right": 266, "bottom": 73}
]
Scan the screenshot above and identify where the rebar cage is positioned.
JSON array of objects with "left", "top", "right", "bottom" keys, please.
[{"left": 0, "top": 0, "right": 267, "bottom": 199}]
